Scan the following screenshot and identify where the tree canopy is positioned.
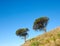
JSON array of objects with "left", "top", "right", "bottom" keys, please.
[
  {"left": 33, "top": 17, "right": 49, "bottom": 31},
  {"left": 16, "top": 28, "right": 29, "bottom": 36},
  {"left": 16, "top": 28, "right": 29, "bottom": 42}
]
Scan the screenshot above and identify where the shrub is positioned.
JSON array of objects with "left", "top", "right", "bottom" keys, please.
[
  {"left": 57, "top": 32, "right": 60, "bottom": 38},
  {"left": 31, "top": 41, "right": 40, "bottom": 46}
]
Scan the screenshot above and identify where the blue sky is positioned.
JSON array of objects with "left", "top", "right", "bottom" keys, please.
[{"left": 0, "top": 0, "right": 60, "bottom": 46}]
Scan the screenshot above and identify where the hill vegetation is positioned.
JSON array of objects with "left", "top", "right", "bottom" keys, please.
[{"left": 22, "top": 27, "right": 60, "bottom": 46}]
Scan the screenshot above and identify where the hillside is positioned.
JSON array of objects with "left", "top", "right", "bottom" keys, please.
[{"left": 22, "top": 27, "right": 60, "bottom": 46}]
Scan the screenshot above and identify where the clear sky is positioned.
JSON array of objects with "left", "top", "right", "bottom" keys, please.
[{"left": 0, "top": 0, "right": 60, "bottom": 46}]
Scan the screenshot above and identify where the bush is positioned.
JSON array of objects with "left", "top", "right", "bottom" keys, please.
[
  {"left": 31, "top": 41, "right": 40, "bottom": 46},
  {"left": 57, "top": 32, "right": 60, "bottom": 38}
]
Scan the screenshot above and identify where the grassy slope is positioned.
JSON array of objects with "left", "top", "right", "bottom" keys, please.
[{"left": 22, "top": 27, "right": 60, "bottom": 46}]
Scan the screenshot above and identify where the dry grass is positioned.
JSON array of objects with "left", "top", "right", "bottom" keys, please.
[{"left": 22, "top": 27, "right": 60, "bottom": 46}]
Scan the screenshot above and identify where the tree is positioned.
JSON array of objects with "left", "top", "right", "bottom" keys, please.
[
  {"left": 33, "top": 16, "right": 49, "bottom": 32},
  {"left": 16, "top": 28, "right": 29, "bottom": 42}
]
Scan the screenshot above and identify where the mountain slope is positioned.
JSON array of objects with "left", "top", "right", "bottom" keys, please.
[{"left": 22, "top": 27, "right": 60, "bottom": 46}]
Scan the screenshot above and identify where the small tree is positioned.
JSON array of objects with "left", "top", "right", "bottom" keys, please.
[
  {"left": 16, "top": 28, "right": 29, "bottom": 42},
  {"left": 33, "top": 16, "right": 49, "bottom": 32}
]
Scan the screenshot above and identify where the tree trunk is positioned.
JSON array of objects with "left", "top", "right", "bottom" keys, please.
[
  {"left": 43, "top": 28, "right": 46, "bottom": 32},
  {"left": 24, "top": 36, "right": 26, "bottom": 42}
]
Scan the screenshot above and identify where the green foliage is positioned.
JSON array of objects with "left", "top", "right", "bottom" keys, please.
[
  {"left": 33, "top": 16, "right": 49, "bottom": 31},
  {"left": 31, "top": 41, "right": 40, "bottom": 46},
  {"left": 16, "top": 28, "right": 29, "bottom": 36},
  {"left": 57, "top": 32, "right": 60, "bottom": 38},
  {"left": 31, "top": 38, "right": 35, "bottom": 40},
  {"left": 30, "top": 38, "right": 35, "bottom": 42},
  {"left": 16, "top": 28, "right": 29, "bottom": 42},
  {"left": 45, "top": 39, "right": 50, "bottom": 43},
  {"left": 49, "top": 36, "right": 56, "bottom": 41}
]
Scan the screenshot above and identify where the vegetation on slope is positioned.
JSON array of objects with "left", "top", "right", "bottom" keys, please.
[{"left": 22, "top": 27, "right": 60, "bottom": 46}]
